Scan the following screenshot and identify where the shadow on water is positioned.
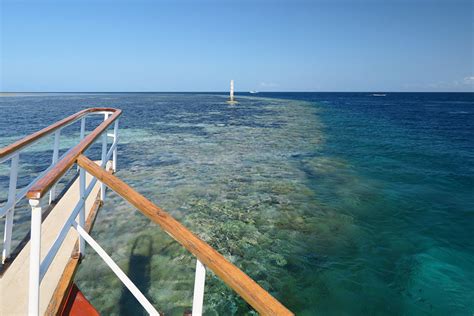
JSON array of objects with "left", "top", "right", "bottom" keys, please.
[{"left": 119, "top": 235, "right": 153, "bottom": 315}]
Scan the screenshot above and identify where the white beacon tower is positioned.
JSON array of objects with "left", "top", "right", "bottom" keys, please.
[{"left": 230, "top": 79, "right": 235, "bottom": 102}]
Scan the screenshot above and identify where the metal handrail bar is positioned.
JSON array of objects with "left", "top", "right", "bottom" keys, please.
[
  {"left": 72, "top": 221, "right": 160, "bottom": 316},
  {"left": 0, "top": 109, "right": 117, "bottom": 216},
  {"left": 19, "top": 105, "right": 159, "bottom": 315},
  {"left": 0, "top": 108, "right": 120, "bottom": 264},
  {"left": 26, "top": 108, "right": 121, "bottom": 199},
  {"left": 38, "top": 140, "right": 118, "bottom": 281},
  {"left": 36, "top": 161, "right": 159, "bottom": 315},
  {"left": 0, "top": 145, "right": 75, "bottom": 217},
  {"left": 24, "top": 110, "right": 120, "bottom": 314},
  {"left": 39, "top": 176, "right": 98, "bottom": 281}
]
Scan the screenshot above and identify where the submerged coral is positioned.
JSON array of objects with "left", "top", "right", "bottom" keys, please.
[
  {"left": 2, "top": 92, "right": 471, "bottom": 315},
  {"left": 73, "top": 95, "right": 352, "bottom": 315}
]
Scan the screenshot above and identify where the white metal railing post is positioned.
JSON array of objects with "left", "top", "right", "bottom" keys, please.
[
  {"left": 49, "top": 130, "right": 60, "bottom": 204},
  {"left": 2, "top": 153, "right": 19, "bottom": 263},
  {"left": 112, "top": 119, "right": 119, "bottom": 172},
  {"left": 100, "top": 113, "right": 109, "bottom": 201},
  {"left": 78, "top": 167, "right": 86, "bottom": 255},
  {"left": 192, "top": 259, "right": 206, "bottom": 316},
  {"left": 80, "top": 117, "right": 86, "bottom": 139},
  {"left": 78, "top": 117, "right": 86, "bottom": 173},
  {"left": 72, "top": 222, "right": 160, "bottom": 316},
  {"left": 28, "top": 199, "right": 42, "bottom": 315}
]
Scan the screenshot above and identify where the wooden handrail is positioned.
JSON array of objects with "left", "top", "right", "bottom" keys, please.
[
  {"left": 0, "top": 108, "right": 119, "bottom": 160},
  {"left": 77, "top": 154, "right": 294, "bottom": 316},
  {"left": 25, "top": 108, "right": 122, "bottom": 199}
]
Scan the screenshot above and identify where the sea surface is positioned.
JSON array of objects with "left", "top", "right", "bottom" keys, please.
[{"left": 0, "top": 92, "right": 473, "bottom": 315}]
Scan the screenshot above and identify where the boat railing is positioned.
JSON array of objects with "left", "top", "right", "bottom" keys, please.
[
  {"left": 0, "top": 107, "right": 121, "bottom": 264},
  {"left": 2, "top": 108, "right": 293, "bottom": 315}
]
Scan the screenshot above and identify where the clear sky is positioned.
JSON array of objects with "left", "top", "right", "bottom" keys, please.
[{"left": 1, "top": 0, "right": 473, "bottom": 92}]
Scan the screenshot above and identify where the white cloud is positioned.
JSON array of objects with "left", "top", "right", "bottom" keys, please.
[
  {"left": 259, "top": 82, "right": 279, "bottom": 88},
  {"left": 463, "top": 76, "right": 474, "bottom": 85},
  {"left": 407, "top": 76, "right": 474, "bottom": 91}
]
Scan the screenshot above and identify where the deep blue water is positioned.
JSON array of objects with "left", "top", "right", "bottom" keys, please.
[{"left": 0, "top": 92, "right": 473, "bottom": 315}]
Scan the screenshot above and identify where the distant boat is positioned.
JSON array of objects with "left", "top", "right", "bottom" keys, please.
[
  {"left": 372, "top": 93, "right": 387, "bottom": 97},
  {"left": 249, "top": 91, "right": 258, "bottom": 94}
]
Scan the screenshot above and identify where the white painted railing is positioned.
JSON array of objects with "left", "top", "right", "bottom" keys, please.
[
  {"left": 34, "top": 121, "right": 119, "bottom": 282},
  {"left": 20, "top": 112, "right": 186, "bottom": 316},
  {"left": 192, "top": 259, "right": 207, "bottom": 316},
  {"left": 0, "top": 109, "right": 165, "bottom": 316},
  {"left": 0, "top": 110, "right": 116, "bottom": 264},
  {"left": 1, "top": 108, "right": 292, "bottom": 316},
  {"left": 10, "top": 110, "right": 164, "bottom": 316},
  {"left": 1, "top": 109, "right": 170, "bottom": 316},
  {"left": 17, "top": 112, "right": 210, "bottom": 315},
  {"left": 24, "top": 112, "right": 129, "bottom": 315},
  {"left": 72, "top": 221, "right": 159, "bottom": 316}
]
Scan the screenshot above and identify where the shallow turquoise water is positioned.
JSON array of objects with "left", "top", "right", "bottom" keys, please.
[{"left": 0, "top": 93, "right": 472, "bottom": 315}]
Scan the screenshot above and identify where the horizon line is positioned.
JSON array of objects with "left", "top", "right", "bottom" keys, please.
[{"left": 1, "top": 91, "right": 473, "bottom": 94}]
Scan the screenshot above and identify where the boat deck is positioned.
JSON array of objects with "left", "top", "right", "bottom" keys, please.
[{"left": 0, "top": 162, "right": 108, "bottom": 315}]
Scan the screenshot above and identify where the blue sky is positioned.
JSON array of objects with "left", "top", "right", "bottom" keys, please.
[{"left": 1, "top": 0, "right": 473, "bottom": 92}]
